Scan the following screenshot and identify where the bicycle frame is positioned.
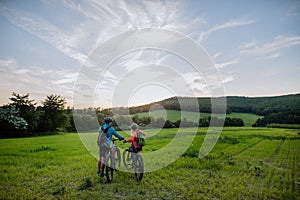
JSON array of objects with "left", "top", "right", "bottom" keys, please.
[
  {"left": 123, "top": 145, "right": 144, "bottom": 181},
  {"left": 103, "top": 138, "right": 121, "bottom": 183}
]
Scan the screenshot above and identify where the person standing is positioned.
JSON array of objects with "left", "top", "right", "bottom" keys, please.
[
  {"left": 97, "top": 117, "right": 123, "bottom": 177},
  {"left": 123, "top": 123, "right": 146, "bottom": 167}
]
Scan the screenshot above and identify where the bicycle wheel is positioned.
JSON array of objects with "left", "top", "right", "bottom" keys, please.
[
  {"left": 135, "top": 155, "right": 144, "bottom": 181},
  {"left": 105, "top": 156, "right": 114, "bottom": 183},
  {"left": 123, "top": 149, "right": 132, "bottom": 169},
  {"left": 114, "top": 148, "right": 121, "bottom": 170}
]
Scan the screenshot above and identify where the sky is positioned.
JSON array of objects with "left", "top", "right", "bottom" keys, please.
[{"left": 0, "top": 0, "right": 300, "bottom": 108}]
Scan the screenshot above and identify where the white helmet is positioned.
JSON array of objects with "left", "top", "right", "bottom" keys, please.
[{"left": 131, "top": 123, "right": 138, "bottom": 130}]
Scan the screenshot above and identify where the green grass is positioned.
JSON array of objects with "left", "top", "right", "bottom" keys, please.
[
  {"left": 266, "top": 123, "right": 300, "bottom": 129},
  {"left": 133, "top": 110, "right": 261, "bottom": 127},
  {"left": 1, "top": 127, "right": 300, "bottom": 199}
]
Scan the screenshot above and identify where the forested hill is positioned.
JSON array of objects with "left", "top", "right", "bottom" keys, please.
[{"left": 122, "top": 93, "right": 300, "bottom": 116}]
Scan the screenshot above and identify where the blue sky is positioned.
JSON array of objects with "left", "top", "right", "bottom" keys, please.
[{"left": 0, "top": 0, "right": 299, "bottom": 108}]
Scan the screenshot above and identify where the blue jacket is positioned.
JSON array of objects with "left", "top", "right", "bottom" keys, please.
[{"left": 99, "top": 123, "right": 123, "bottom": 147}]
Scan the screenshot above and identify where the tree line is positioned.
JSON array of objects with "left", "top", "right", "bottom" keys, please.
[
  {"left": 2, "top": 92, "right": 298, "bottom": 137},
  {"left": 0, "top": 93, "right": 71, "bottom": 137},
  {"left": 114, "top": 94, "right": 300, "bottom": 127},
  {"left": 0, "top": 93, "right": 246, "bottom": 138}
]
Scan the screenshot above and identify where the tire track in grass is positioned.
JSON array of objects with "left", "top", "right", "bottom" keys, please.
[
  {"left": 207, "top": 137, "right": 263, "bottom": 160},
  {"left": 264, "top": 139, "right": 285, "bottom": 190},
  {"left": 272, "top": 139, "right": 300, "bottom": 198},
  {"left": 232, "top": 138, "right": 264, "bottom": 157},
  {"left": 267, "top": 139, "right": 285, "bottom": 164}
]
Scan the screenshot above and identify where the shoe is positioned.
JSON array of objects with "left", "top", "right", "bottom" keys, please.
[
  {"left": 100, "top": 172, "right": 106, "bottom": 178},
  {"left": 97, "top": 171, "right": 101, "bottom": 175}
]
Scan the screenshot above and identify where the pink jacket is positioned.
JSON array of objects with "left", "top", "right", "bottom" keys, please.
[{"left": 126, "top": 129, "right": 146, "bottom": 147}]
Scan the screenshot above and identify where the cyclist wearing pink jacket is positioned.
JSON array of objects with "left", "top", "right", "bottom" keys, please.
[{"left": 124, "top": 123, "right": 146, "bottom": 152}]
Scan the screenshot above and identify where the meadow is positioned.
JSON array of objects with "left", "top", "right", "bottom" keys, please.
[{"left": 1, "top": 127, "right": 299, "bottom": 199}]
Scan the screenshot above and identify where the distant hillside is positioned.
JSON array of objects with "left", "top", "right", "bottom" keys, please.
[
  {"left": 117, "top": 93, "right": 300, "bottom": 116},
  {"left": 133, "top": 110, "right": 260, "bottom": 127},
  {"left": 110, "top": 94, "right": 300, "bottom": 127}
]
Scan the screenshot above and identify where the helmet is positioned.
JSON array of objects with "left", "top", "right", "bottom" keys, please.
[
  {"left": 131, "top": 123, "right": 138, "bottom": 130},
  {"left": 104, "top": 117, "right": 113, "bottom": 123}
]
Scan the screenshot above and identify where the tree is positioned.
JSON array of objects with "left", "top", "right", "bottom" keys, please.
[
  {"left": 163, "top": 120, "right": 173, "bottom": 128},
  {"left": 0, "top": 106, "right": 28, "bottom": 136},
  {"left": 38, "top": 94, "right": 69, "bottom": 132},
  {"left": 8, "top": 93, "right": 38, "bottom": 131}
]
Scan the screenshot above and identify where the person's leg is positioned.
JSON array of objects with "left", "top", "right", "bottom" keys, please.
[
  {"left": 97, "top": 147, "right": 102, "bottom": 175},
  {"left": 100, "top": 156, "right": 105, "bottom": 174},
  {"left": 98, "top": 159, "right": 101, "bottom": 173},
  {"left": 132, "top": 146, "right": 137, "bottom": 167},
  {"left": 98, "top": 145, "right": 106, "bottom": 176}
]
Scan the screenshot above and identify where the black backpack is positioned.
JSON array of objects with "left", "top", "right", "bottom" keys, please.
[{"left": 97, "top": 126, "right": 111, "bottom": 145}]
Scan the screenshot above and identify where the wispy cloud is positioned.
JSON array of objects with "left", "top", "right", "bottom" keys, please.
[
  {"left": 0, "top": 5, "right": 87, "bottom": 63},
  {"left": 0, "top": 58, "right": 76, "bottom": 104},
  {"left": 215, "top": 60, "right": 238, "bottom": 69},
  {"left": 240, "top": 36, "right": 300, "bottom": 55},
  {"left": 221, "top": 73, "right": 235, "bottom": 84},
  {"left": 198, "top": 19, "right": 256, "bottom": 42},
  {"left": 213, "top": 52, "right": 223, "bottom": 59},
  {"left": 240, "top": 39, "right": 257, "bottom": 49},
  {"left": 255, "top": 52, "right": 281, "bottom": 61},
  {"left": 0, "top": 59, "right": 16, "bottom": 67},
  {"left": 63, "top": 0, "right": 185, "bottom": 45}
]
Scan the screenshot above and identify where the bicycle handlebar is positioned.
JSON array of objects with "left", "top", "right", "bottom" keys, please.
[{"left": 112, "top": 138, "right": 124, "bottom": 142}]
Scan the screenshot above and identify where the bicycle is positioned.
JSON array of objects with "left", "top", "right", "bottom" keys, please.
[
  {"left": 123, "top": 145, "right": 144, "bottom": 181},
  {"left": 104, "top": 138, "right": 121, "bottom": 183}
]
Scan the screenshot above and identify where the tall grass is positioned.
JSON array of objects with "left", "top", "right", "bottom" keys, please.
[
  {"left": 1, "top": 127, "right": 299, "bottom": 199},
  {"left": 266, "top": 123, "right": 300, "bottom": 129}
]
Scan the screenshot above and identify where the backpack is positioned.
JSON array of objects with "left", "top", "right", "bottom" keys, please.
[
  {"left": 137, "top": 130, "right": 146, "bottom": 147},
  {"left": 97, "top": 126, "right": 111, "bottom": 146}
]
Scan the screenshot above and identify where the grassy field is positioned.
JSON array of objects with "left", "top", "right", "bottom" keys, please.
[
  {"left": 133, "top": 110, "right": 261, "bottom": 127},
  {"left": 1, "top": 127, "right": 300, "bottom": 199}
]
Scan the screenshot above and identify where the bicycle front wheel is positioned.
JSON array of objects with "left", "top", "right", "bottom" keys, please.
[
  {"left": 123, "top": 149, "right": 132, "bottom": 169},
  {"left": 105, "top": 156, "right": 114, "bottom": 183},
  {"left": 114, "top": 148, "right": 121, "bottom": 170},
  {"left": 135, "top": 155, "right": 144, "bottom": 181}
]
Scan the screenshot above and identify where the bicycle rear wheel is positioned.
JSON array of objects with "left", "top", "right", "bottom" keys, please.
[
  {"left": 135, "top": 155, "right": 144, "bottom": 181},
  {"left": 123, "top": 149, "right": 132, "bottom": 169},
  {"left": 105, "top": 156, "right": 114, "bottom": 183}
]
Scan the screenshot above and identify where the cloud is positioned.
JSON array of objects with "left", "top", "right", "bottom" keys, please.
[
  {"left": 0, "top": 5, "right": 87, "bottom": 63},
  {"left": 240, "top": 36, "right": 300, "bottom": 55},
  {"left": 240, "top": 39, "right": 257, "bottom": 49},
  {"left": 0, "top": 59, "right": 16, "bottom": 67},
  {"left": 270, "top": 53, "right": 281, "bottom": 58},
  {"left": 0, "top": 59, "right": 76, "bottom": 104},
  {"left": 198, "top": 19, "right": 256, "bottom": 42},
  {"left": 255, "top": 52, "right": 281, "bottom": 61},
  {"left": 215, "top": 60, "right": 238, "bottom": 69},
  {"left": 64, "top": 0, "right": 185, "bottom": 45},
  {"left": 213, "top": 52, "right": 223, "bottom": 59},
  {"left": 221, "top": 73, "right": 235, "bottom": 84},
  {"left": 0, "top": 1, "right": 209, "bottom": 67},
  {"left": 53, "top": 72, "right": 78, "bottom": 84}
]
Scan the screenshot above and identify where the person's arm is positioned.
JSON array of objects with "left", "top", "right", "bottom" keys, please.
[
  {"left": 139, "top": 129, "right": 147, "bottom": 137},
  {"left": 126, "top": 135, "right": 135, "bottom": 143},
  {"left": 111, "top": 127, "right": 124, "bottom": 140}
]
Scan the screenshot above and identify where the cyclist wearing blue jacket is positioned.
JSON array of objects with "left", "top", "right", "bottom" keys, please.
[{"left": 97, "top": 117, "right": 124, "bottom": 177}]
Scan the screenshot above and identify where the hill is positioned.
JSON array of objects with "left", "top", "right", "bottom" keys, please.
[
  {"left": 110, "top": 93, "right": 300, "bottom": 127},
  {"left": 122, "top": 93, "right": 300, "bottom": 116}
]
